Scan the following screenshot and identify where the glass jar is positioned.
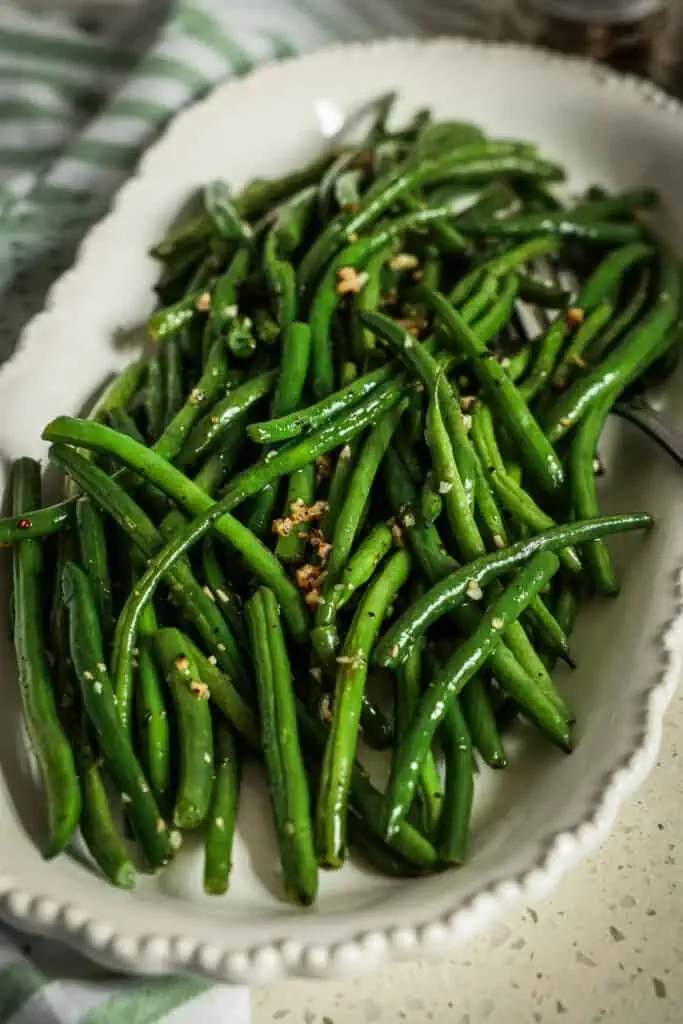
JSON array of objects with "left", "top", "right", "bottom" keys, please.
[{"left": 510, "top": 0, "right": 675, "bottom": 84}]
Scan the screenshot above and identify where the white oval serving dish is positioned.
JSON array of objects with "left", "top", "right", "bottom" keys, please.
[{"left": 0, "top": 38, "right": 682, "bottom": 984}]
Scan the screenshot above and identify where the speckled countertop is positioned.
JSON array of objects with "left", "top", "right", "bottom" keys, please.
[{"left": 254, "top": 688, "right": 683, "bottom": 1023}]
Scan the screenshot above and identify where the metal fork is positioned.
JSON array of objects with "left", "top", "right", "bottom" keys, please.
[{"left": 612, "top": 398, "right": 683, "bottom": 468}]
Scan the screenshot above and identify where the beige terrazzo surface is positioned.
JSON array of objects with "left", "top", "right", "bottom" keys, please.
[{"left": 254, "top": 687, "right": 683, "bottom": 1023}]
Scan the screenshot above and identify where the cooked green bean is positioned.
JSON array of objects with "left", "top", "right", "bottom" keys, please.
[
  {"left": 10, "top": 459, "right": 80, "bottom": 857},
  {"left": 544, "top": 249, "right": 681, "bottom": 442},
  {"left": 153, "top": 629, "right": 214, "bottom": 830},
  {"left": 312, "top": 523, "right": 394, "bottom": 669},
  {"left": 75, "top": 498, "right": 113, "bottom": 646},
  {"left": 374, "top": 514, "right": 650, "bottom": 669},
  {"left": 62, "top": 562, "right": 173, "bottom": 869},
  {"left": 246, "top": 588, "right": 318, "bottom": 904},
  {"left": 248, "top": 321, "right": 312, "bottom": 538},
  {"left": 316, "top": 549, "right": 411, "bottom": 867},
  {"left": 78, "top": 735, "right": 136, "bottom": 889},
  {"left": 384, "top": 551, "right": 565, "bottom": 836},
  {"left": 398, "top": 290, "right": 566, "bottom": 494},
  {"left": 436, "top": 688, "right": 474, "bottom": 864},
  {"left": 204, "top": 719, "right": 241, "bottom": 895},
  {"left": 394, "top": 637, "right": 443, "bottom": 834}
]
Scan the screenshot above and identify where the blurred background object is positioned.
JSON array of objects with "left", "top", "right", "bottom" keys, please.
[
  {"left": 510, "top": 0, "right": 678, "bottom": 85},
  {"left": 31, "top": 0, "right": 683, "bottom": 91}
]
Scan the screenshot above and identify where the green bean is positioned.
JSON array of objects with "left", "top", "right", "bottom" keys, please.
[
  {"left": 348, "top": 814, "right": 431, "bottom": 878},
  {"left": 312, "top": 523, "right": 394, "bottom": 669},
  {"left": 555, "top": 584, "right": 579, "bottom": 637},
  {"left": 469, "top": 273, "right": 520, "bottom": 347},
  {"left": 111, "top": 493, "right": 307, "bottom": 727},
  {"left": 316, "top": 549, "right": 411, "bottom": 867},
  {"left": 75, "top": 498, "right": 113, "bottom": 646},
  {"left": 544, "top": 249, "right": 681, "bottom": 442},
  {"left": 153, "top": 629, "right": 214, "bottom": 830},
  {"left": 0, "top": 500, "right": 72, "bottom": 545},
  {"left": 578, "top": 242, "right": 652, "bottom": 312},
  {"left": 569, "top": 392, "right": 620, "bottom": 595},
  {"left": 234, "top": 153, "right": 335, "bottom": 221},
  {"left": 274, "top": 463, "right": 316, "bottom": 564},
  {"left": 572, "top": 188, "right": 658, "bottom": 221},
  {"left": 506, "top": 345, "right": 532, "bottom": 382},
  {"left": 78, "top": 736, "right": 136, "bottom": 889},
  {"left": 383, "top": 445, "right": 459, "bottom": 583},
  {"left": 385, "top": 442, "right": 570, "bottom": 715},
  {"left": 181, "top": 635, "right": 259, "bottom": 748},
  {"left": 323, "top": 400, "right": 407, "bottom": 588},
  {"left": 177, "top": 369, "right": 276, "bottom": 470},
  {"left": 10, "top": 459, "right": 80, "bottom": 857},
  {"left": 107, "top": 408, "right": 146, "bottom": 444},
  {"left": 144, "top": 354, "right": 165, "bottom": 443},
  {"left": 226, "top": 376, "right": 409, "bottom": 511},
  {"left": 359, "top": 690, "right": 395, "bottom": 750},
  {"left": 350, "top": 243, "right": 392, "bottom": 360},
  {"left": 420, "top": 474, "right": 443, "bottom": 525},
  {"left": 246, "top": 589, "right": 318, "bottom": 904},
  {"left": 523, "top": 591, "right": 572, "bottom": 664},
  {"left": 148, "top": 291, "right": 203, "bottom": 342},
  {"left": 307, "top": 211, "right": 454, "bottom": 399},
  {"left": 61, "top": 562, "right": 173, "bottom": 868},
  {"left": 488, "top": 236, "right": 559, "bottom": 276},
  {"left": 264, "top": 232, "right": 297, "bottom": 339},
  {"left": 584, "top": 266, "right": 651, "bottom": 365},
  {"left": 49, "top": 446, "right": 253, "bottom": 712},
  {"left": 358, "top": 311, "right": 479, "bottom": 509},
  {"left": 201, "top": 540, "right": 246, "bottom": 648},
  {"left": 488, "top": 470, "right": 582, "bottom": 573},
  {"left": 248, "top": 363, "right": 395, "bottom": 444},
  {"left": 374, "top": 513, "right": 650, "bottom": 669},
  {"left": 153, "top": 335, "right": 229, "bottom": 462},
  {"left": 136, "top": 616, "right": 171, "bottom": 806},
  {"left": 517, "top": 274, "right": 569, "bottom": 308},
  {"left": 459, "top": 271, "right": 499, "bottom": 323},
  {"left": 472, "top": 446, "right": 509, "bottom": 547},
  {"left": 431, "top": 655, "right": 474, "bottom": 865},
  {"left": 384, "top": 551, "right": 565, "bottom": 836},
  {"left": 403, "top": 289, "right": 566, "bottom": 494},
  {"left": 248, "top": 322, "right": 312, "bottom": 539},
  {"left": 204, "top": 719, "right": 241, "bottom": 895},
  {"left": 45, "top": 425, "right": 310, "bottom": 642},
  {"left": 461, "top": 214, "right": 642, "bottom": 245},
  {"left": 460, "top": 674, "right": 507, "bottom": 769},
  {"left": 424, "top": 375, "right": 483, "bottom": 560},
  {"left": 296, "top": 699, "right": 439, "bottom": 869},
  {"left": 208, "top": 248, "right": 251, "bottom": 331},
  {"left": 518, "top": 318, "right": 567, "bottom": 403},
  {"left": 162, "top": 336, "right": 184, "bottom": 428},
  {"left": 91, "top": 360, "right": 146, "bottom": 421},
  {"left": 321, "top": 440, "right": 358, "bottom": 540},
  {"left": 552, "top": 299, "right": 615, "bottom": 389},
  {"left": 299, "top": 143, "right": 549, "bottom": 290},
  {"left": 204, "top": 180, "right": 254, "bottom": 245},
  {"left": 394, "top": 638, "right": 443, "bottom": 835}
]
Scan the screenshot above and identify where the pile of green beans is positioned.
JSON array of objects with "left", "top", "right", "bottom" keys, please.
[{"left": 4, "top": 95, "right": 672, "bottom": 901}]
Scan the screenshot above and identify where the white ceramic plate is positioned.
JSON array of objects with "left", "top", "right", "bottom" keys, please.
[{"left": 1, "top": 38, "right": 683, "bottom": 984}]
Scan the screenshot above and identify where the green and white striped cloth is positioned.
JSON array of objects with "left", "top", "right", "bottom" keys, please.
[{"left": 0, "top": 1, "right": 497, "bottom": 1020}]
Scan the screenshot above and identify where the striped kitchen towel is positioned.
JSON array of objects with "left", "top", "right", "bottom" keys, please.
[{"left": 0, "top": 1, "right": 501, "bottom": 1020}]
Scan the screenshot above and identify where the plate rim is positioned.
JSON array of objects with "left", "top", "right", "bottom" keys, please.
[{"left": 1, "top": 34, "right": 682, "bottom": 983}]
